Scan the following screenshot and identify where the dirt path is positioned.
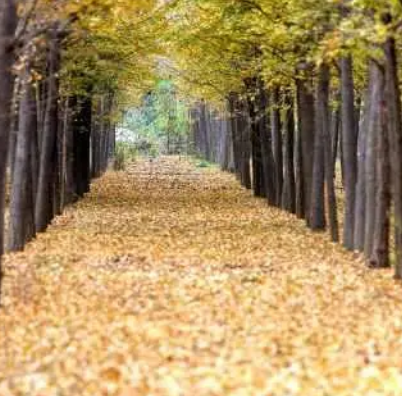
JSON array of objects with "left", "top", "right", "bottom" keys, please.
[{"left": 1, "top": 157, "right": 402, "bottom": 395}]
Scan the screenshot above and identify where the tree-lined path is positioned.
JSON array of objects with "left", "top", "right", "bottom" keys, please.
[{"left": 1, "top": 157, "right": 402, "bottom": 395}]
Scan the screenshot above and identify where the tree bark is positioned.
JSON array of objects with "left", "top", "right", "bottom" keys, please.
[
  {"left": 296, "top": 73, "right": 315, "bottom": 223},
  {"left": 364, "top": 62, "right": 382, "bottom": 258},
  {"left": 0, "top": 0, "right": 17, "bottom": 260},
  {"left": 369, "top": 73, "right": 390, "bottom": 268},
  {"left": 282, "top": 90, "right": 296, "bottom": 213},
  {"left": 271, "top": 87, "right": 283, "bottom": 207},
  {"left": 247, "top": 82, "right": 266, "bottom": 198},
  {"left": 72, "top": 95, "right": 92, "bottom": 197},
  {"left": 8, "top": 67, "right": 36, "bottom": 251},
  {"left": 309, "top": 65, "right": 327, "bottom": 231},
  {"left": 354, "top": 76, "right": 371, "bottom": 252},
  {"left": 238, "top": 98, "right": 252, "bottom": 189},
  {"left": 35, "top": 28, "right": 61, "bottom": 232},
  {"left": 341, "top": 55, "right": 358, "bottom": 249},
  {"left": 321, "top": 65, "right": 339, "bottom": 241},
  {"left": 384, "top": 31, "right": 402, "bottom": 278}
]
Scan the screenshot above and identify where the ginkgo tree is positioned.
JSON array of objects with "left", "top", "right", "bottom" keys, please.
[
  {"left": 164, "top": 0, "right": 402, "bottom": 275},
  {"left": 0, "top": 0, "right": 174, "bottom": 297}
]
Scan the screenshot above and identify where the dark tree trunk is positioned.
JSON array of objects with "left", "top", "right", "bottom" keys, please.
[
  {"left": 72, "top": 95, "right": 92, "bottom": 197},
  {"left": 8, "top": 67, "right": 36, "bottom": 251},
  {"left": 384, "top": 31, "right": 402, "bottom": 278},
  {"left": 295, "top": 97, "right": 304, "bottom": 218},
  {"left": 62, "top": 97, "right": 75, "bottom": 205},
  {"left": 0, "top": 0, "right": 17, "bottom": 260},
  {"left": 354, "top": 75, "right": 371, "bottom": 251},
  {"left": 321, "top": 65, "right": 339, "bottom": 241},
  {"left": 341, "top": 55, "right": 358, "bottom": 249},
  {"left": 238, "top": 98, "right": 252, "bottom": 189},
  {"left": 35, "top": 29, "right": 61, "bottom": 232},
  {"left": 221, "top": 105, "right": 233, "bottom": 171},
  {"left": 228, "top": 94, "right": 242, "bottom": 180},
  {"left": 31, "top": 116, "right": 39, "bottom": 210},
  {"left": 199, "top": 100, "right": 210, "bottom": 161},
  {"left": 282, "top": 90, "right": 296, "bottom": 214},
  {"left": 8, "top": 78, "right": 21, "bottom": 177},
  {"left": 52, "top": 114, "right": 62, "bottom": 216},
  {"left": 330, "top": 104, "right": 340, "bottom": 175},
  {"left": 258, "top": 86, "right": 276, "bottom": 204},
  {"left": 370, "top": 74, "right": 390, "bottom": 268},
  {"left": 309, "top": 65, "right": 327, "bottom": 231},
  {"left": 364, "top": 62, "right": 382, "bottom": 258},
  {"left": 296, "top": 73, "right": 315, "bottom": 223},
  {"left": 271, "top": 87, "right": 283, "bottom": 207},
  {"left": 248, "top": 83, "right": 266, "bottom": 198}
]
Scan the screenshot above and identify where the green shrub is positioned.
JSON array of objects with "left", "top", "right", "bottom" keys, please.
[{"left": 114, "top": 142, "right": 137, "bottom": 170}]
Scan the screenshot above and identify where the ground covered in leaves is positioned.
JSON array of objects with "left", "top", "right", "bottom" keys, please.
[{"left": 1, "top": 157, "right": 402, "bottom": 395}]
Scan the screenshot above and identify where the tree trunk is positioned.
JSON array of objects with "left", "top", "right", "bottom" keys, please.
[
  {"left": 228, "top": 94, "right": 241, "bottom": 180},
  {"left": 248, "top": 84, "right": 266, "bottom": 198},
  {"left": 258, "top": 85, "right": 276, "bottom": 204},
  {"left": 0, "top": 0, "right": 17, "bottom": 260},
  {"left": 238, "top": 98, "right": 252, "bottom": 189},
  {"left": 296, "top": 73, "right": 315, "bottom": 223},
  {"left": 341, "top": 55, "right": 358, "bottom": 249},
  {"left": 62, "top": 97, "right": 75, "bottom": 205},
  {"left": 384, "top": 31, "right": 402, "bottom": 278},
  {"left": 282, "top": 90, "right": 296, "bottom": 213},
  {"left": 8, "top": 67, "right": 36, "bottom": 251},
  {"left": 8, "top": 77, "right": 21, "bottom": 177},
  {"left": 35, "top": 29, "right": 61, "bottom": 232},
  {"left": 364, "top": 62, "right": 382, "bottom": 258},
  {"left": 309, "top": 65, "right": 327, "bottom": 231},
  {"left": 369, "top": 73, "right": 390, "bottom": 268},
  {"left": 72, "top": 95, "right": 92, "bottom": 197},
  {"left": 330, "top": 104, "right": 340, "bottom": 176},
  {"left": 271, "top": 87, "right": 283, "bottom": 207},
  {"left": 295, "top": 97, "right": 304, "bottom": 218},
  {"left": 321, "top": 65, "right": 339, "bottom": 241},
  {"left": 354, "top": 76, "right": 371, "bottom": 251}
]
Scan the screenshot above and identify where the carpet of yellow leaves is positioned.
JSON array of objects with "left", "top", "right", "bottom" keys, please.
[{"left": 1, "top": 157, "right": 402, "bottom": 395}]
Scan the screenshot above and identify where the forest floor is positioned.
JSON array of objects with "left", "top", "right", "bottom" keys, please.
[{"left": 1, "top": 157, "right": 402, "bottom": 395}]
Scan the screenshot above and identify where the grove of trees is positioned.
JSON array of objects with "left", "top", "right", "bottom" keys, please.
[
  {"left": 2, "top": 0, "right": 402, "bottom": 298},
  {"left": 170, "top": 0, "right": 402, "bottom": 277}
]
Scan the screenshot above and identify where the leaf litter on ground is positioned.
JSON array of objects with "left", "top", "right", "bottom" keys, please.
[{"left": 1, "top": 156, "right": 402, "bottom": 395}]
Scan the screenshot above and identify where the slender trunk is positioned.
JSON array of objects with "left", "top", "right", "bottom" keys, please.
[
  {"left": 228, "top": 95, "right": 241, "bottom": 179},
  {"left": 296, "top": 73, "right": 315, "bottom": 223},
  {"left": 282, "top": 90, "right": 296, "bottom": 213},
  {"left": 370, "top": 73, "right": 390, "bottom": 268},
  {"left": 72, "top": 95, "right": 92, "bottom": 197},
  {"left": 364, "top": 62, "right": 382, "bottom": 258},
  {"left": 238, "top": 98, "right": 252, "bottom": 189},
  {"left": 271, "top": 87, "right": 283, "bottom": 207},
  {"left": 0, "top": 0, "right": 17, "bottom": 262},
  {"left": 258, "top": 85, "right": 276, "bottom": 204},
  {"left": 8, "top": 77, "right": 21, "bottom": 176},
  {"left": 341, "top": 55, "right": 358, "bottom": 249},
  {"left": 247, "top": 78, "right": 267, "bottom": 198},
  {"left": 321, "top": 65, "right": 339, "bottom": 241},
  {"left": 354, "top": 77, "right": 371, "bottom": 251},
  {"left": 331, "top": 104, "right": 340, "bottom": 175},
  {"left": 8, "top": 67, "right": 36, "bottom": 251},
  {"left": 384, "top": 31, "right": 402, "bottom": 278},
  {"left": 200, "top": 100, "right": 210, "bottom": 161},
  {"left": 295, "top": 92, "right": 304, "bottom": 218},
  {"left": 35, "top": 29, "right": 61, "bottom": 232},
  {"left": 309, "top": 65, "right": 327, "bottom": 231},
  {"left": 63, "top": 97, "right": 75, "bottom": 205}
]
